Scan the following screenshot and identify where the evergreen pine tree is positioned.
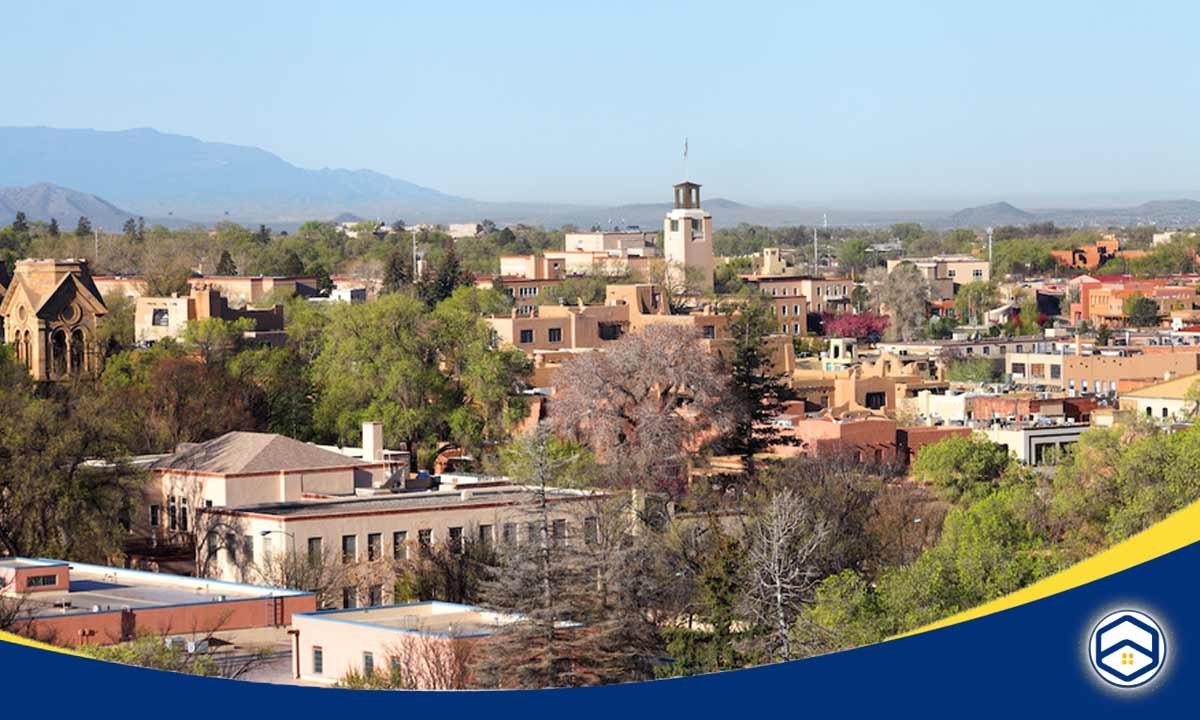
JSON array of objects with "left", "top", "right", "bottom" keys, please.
[
  {"left": 216, "top": 250, "right": 238, "bottom": 275},
  {"left": 722, "top": 295, "right": 791, "bottom": 483},
  {"left": 75, "top": 216, "right": 92, "bottom": 237},
  {"left": 48, "top": 218, "right": 59, "bottom": 237}
]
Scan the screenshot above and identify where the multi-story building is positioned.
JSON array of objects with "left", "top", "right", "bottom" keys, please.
[
  {"left": 888, "top": 255, "right": 990, "bottom": 284},
  {"left": 1050, "top": 237, "right": 1146, "bottom": 271},
  {"left": 135, "top": 285, "right": 285, "bottom": 344},
  {"left": 564, "top": 229, "right": 658, "bottom": 255},
  {"left": 1070, "top": 277, "right": 1196, "bottom": 327},
  {"left": 1118, "top": 372, "right": 1200, "bottom": 421}
]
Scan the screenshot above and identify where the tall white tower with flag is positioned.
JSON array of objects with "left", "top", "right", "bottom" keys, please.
[{"left": 663, "top": 139, "right": 715, "bottom": 292}]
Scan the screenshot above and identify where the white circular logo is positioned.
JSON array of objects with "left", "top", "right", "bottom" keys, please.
[{"left": 1088, "top": 609, "right": 1166, "bottom": 688}]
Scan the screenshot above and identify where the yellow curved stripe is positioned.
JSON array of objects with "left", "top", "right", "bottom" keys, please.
[
  {"left": 0, "top": 628, "right": 86, "bottom": 656},
  {"left": 895, "top": 497, "right": 1200, "bottom": 639}
]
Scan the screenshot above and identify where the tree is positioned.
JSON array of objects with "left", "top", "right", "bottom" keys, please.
[
  {"left": 850, "top": 284, "right": 870, "bottom": 312},
  {"left": 0, "top": 350, "right": 143, "bottom": 560},
  {"left": 419, "top": 239, "right": 466, "bottom": 306},
  {"left": 228, "top": 346, "right": 315, "bottom": 439},
  {"left": 96, "top": 293, "right": 136, "bottom": 356},
  {"left": 216, "top": 249, "right": 238, "bottom": 275},
  {"left": 470, "top": 423, "right": 604, "bottom": 688},
  {"left": 75, "top": 216, "right": 92, "bottom": 238},
  {"left": 181, "top": 317, "right": 254, "bottom": 365},
  {"left": 11, "top": 212, "right": 28, "bottom": 234},
  {"left": 823, "top": 312, "right": 889, "bottom": 341},
  {"left": 910, "top": 434, "right": 1011, "bottom": 502},
  {"left": 837, "top": 238, "right": 871, "bottom": 277},
  {"left": 953, "top": 281, "right": 997, "bottom": 326},
  {"left": 1123, "top": 293, "right": 1160, "bottom": 327},
  {"left": 48, "top": 218, "right": 59, "bottom": 237},
  {"left": 551, "top": 324, "right": 730, "bottom": 496},
  {"left": 381, "top": 248, "right": 413, "bottom": 293},
  {"left": 741, "top": 488, "right": 829, "bottom": 662},
  {"left": 253, "top": 224, "right": 271, "bottom": 245},
  {"left": 945, "top": 356, "right": 999, "bottom": 383},
  {"left": 865, "top": 263, "right": 929, "bottom": 341},
  {"left": 721, "top": 295, "right": 790, "bottom": 483}
]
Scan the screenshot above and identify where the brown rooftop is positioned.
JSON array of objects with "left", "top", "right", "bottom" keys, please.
[{"left": 151, "top": 431, "right": 369, "bottom": 475}]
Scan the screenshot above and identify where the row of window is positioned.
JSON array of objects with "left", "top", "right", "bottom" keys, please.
[
  {"left": 945, "top": 268, "right": 986, "bottom": 280},
  {"left": 151, "top": 496, "right": 214, "bottom": 533},
  {"left": 518, "top": 327, "right": 564, "bottom": 344},
  {"left": 310, "top": 647, "right": 393, "bottom": 677}
]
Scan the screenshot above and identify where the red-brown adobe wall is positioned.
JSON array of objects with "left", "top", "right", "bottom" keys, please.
[{"left": 25, "top": 593, "right": 316, "bottom": 647}]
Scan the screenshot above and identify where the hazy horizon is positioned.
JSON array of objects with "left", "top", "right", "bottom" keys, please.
[{"left": 5, "top": 2, "right": 1200, "bottom": 209}]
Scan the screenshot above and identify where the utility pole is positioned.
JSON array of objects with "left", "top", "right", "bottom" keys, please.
[
  {"left": 93, "top": 228, "right": 100, "bottom": 266},
  {"left": 813, "top": 226, "right": 819, "bottom": 275},
  {"left": 412, "top": 228, "right": 418, "bottom": 279},
  {"left": 987, "top": 226, "right": 994, "bottom": 268}
]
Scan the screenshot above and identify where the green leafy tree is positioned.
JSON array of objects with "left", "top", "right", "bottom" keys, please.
[
  {"left": 911, "top": 434, "right": 1011, "bottom": 502},
  {"left": 75, "top": 216, "right": 92, "bottom": 238},
  {"left": 1122, "top": 293, "right": 1160, "bottom": 327},
  {"left": 946, "top": 356, "right": 999, "bottom": 383},
  {"left": 953, "top": 281, "right": 997, "bottom": 325},
  {"left": 181, "top": 317, "right": 255, "bottom": 365}
]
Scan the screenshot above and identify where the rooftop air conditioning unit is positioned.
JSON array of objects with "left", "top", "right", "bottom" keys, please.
[{"left": 187, "top": 639, "right": 209, "bottom": 654}]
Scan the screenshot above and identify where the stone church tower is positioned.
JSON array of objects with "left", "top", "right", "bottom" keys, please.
[{"left": 0, "top": 259, "right": 108, "bottom": 381}]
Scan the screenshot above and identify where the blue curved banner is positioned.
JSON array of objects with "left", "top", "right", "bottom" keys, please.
[{"left": 4, "top": 537, "right": 1196, "bottom": 717}]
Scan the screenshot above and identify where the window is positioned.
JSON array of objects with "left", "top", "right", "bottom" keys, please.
[
  {"left": 793, "top": 304, "right": 801, "bottom": 316},
  {"left": 1146, "top": 406, "right": 1153, "bottom": 417},
  {"left": 393, "top": 531, "right": 408, "bottom": 560},
  {"left": 418, "top": 528, "right": 432, "bottom": 548},
  {"left": 1163, "top": 407, "right": 1170, "bottom": 419},
  {"left": 584, "top": 516, "right": 599, "bottom": 545},
  {"left": 1050, "top": 365, "right": 1061, "bottom": 380},
  {"left": 702, "top": 325, "right": 715, "bottom": 339},
  {"left": 519, "top": 329, "right": 534, "bottom": 344},
  {"left": 362, "top": 652, "right": 374, "bottom": 676},
  {"left": 167, "top": 496, "right": 177, "bottom": 531},
  {"left": 367, "top": 533, "right": 381, "bottom": 561},
  {"left": 448, "top": 526, "right": 463, "bottom": 554},
  {"left": 342, "top": 587, "right": 357, "bottom": 609},
  {"left": 1082, "top": 380, "right": 1089, "bottom": 393},
  {"left": 341, "top": 535, "right": 357, "bottom": 564},
  {"left": 149, "top": 504, "right": 160, "bottom": 528},
  {"left": 1011, "top": 363, "right": 1026, "bottom": 375},
  {"left": 947, "top": 269, "right": 956, "bottom": 278},
  {"left": 526, "top": 522, "right": 539, "bottom": 544},
  {"left": 502, "top": 523, "right": 517, "bottom": 545},
  {"left": 780, "top": 304, "right": 788, "bottom": 317},
  {"left": 368, "top": 584, "right": 383, "bottom": 606},
  {"left": 548, "top": 327, "right": 563, "bottom": 343},
  {"left": 151, "top": 308, "right": 170, "bottom": 327},
  {"left": 479, "top": 524, "right": 494, "bottom": 546},
  {"left": 865, "top": 392, "right": 886, "bottom": 410},
  {"left": 179, "top": 498, "right": 189, "bottom": 532},
  {"left": 27, "top": 574, "right": 57, "bottom": 588},
  {"left": 670, "top": 219, "right": 679, "bottom": 232},
  {"left": 243, "top": 535, "right": 255, "bottom": 564},
  {"left": 793, "top": 323, "right": 801, "bottom": 334},
  {"left": 552, "top": 519, "right": 568, "bottom": 546},
  {"left": 312, "top": 647, "right": 324, "bottom": 675},
  {"left": 973, "top": 269, "right": 983, "bottom": 279},
  {"left": 307, "top": 537, "right": 323, "bottom": 563},
  {"left": 599, "top": 323, "right": 621, "bottom": 341}
]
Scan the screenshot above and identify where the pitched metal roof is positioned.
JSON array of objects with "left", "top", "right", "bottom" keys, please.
[{"left": 151, "top": 431, "right": 368, "bottom": 475}]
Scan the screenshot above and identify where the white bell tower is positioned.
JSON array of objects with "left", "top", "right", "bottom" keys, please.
[{"left": 663, "top": 181, "right": 714, "bottom": 292}]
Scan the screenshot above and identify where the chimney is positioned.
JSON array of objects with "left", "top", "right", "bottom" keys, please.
[
  {"left": 362, "top": 421, "right": 383, "bottom": 463},
  {"left": 1075, "top": 334, "right": 1082, "bottom": 356}
]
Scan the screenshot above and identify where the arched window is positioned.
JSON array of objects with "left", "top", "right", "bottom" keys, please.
[
  {"left": 50, "top": 329, "right": 67, "bottom": 377},
  {"left": 70, "top": 329, "right": 86, "bottom": 374},
  {"left": 21, "top": 331, "right": 30, "bottom": 367}
]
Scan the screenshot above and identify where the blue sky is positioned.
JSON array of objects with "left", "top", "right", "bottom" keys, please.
[{"left": 5, "top": 1, "right": 1200, "bottom": 208}]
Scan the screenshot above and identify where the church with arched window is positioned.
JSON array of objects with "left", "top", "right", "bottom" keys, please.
[{"left": 0, "top": 259, "right": 108, "bottom": 381}]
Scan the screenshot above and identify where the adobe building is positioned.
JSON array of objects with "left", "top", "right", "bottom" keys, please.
[
  {"left": 187, "top": 275, "right": 318, "bottom": 307},
  {"left": 290, "top": 601, "right": 522, "bottom": 687},
  {"left": 0, "top": 258, "right": 107, "bottom": 381},
  {"left": 0, "top": 557, "right": 315, "bottom": 647},
  {"left": 134, "top": 422, "right": 409, "bottom": 574},
  {"left": 664, "top": 181, "right": 715, "bottom": 292},
  {"left": 197, "top": 477, "right": 599, "bottom": 605},
  {"left": 135, "top": 285, "right": 285, "bottom": 344}
]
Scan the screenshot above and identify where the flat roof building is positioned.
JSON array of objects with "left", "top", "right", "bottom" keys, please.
[{"left": 1, "top": 557, "right": 315, "bottom": 647}]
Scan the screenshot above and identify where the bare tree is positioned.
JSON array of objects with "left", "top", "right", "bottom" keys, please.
[
  {"left": 382, "top": 631, "right": 476, "bottom": 689},
  {"left": 865, "top": 263, "right": 930, "bottom": 341},
  {"left": 551, "top": 324, "right": 730, "bottom": 497},
  {"left": 741, "top": 488, "right": 829, "bottom": 662}
]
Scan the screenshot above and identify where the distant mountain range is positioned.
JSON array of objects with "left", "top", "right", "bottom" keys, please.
[
  {"left": 0, "top": 182, "right": 135, "bottom": 230},
  {"left": 5, "top": 126, "right": 1200, "bottom": 231}
]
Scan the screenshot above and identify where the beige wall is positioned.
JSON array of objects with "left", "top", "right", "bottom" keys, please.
[{"left": 663, "top": 209, "right": 714, "bottom": 291}]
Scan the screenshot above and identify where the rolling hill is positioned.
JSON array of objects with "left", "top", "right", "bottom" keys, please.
[{"left": 0, "top": 182, "right": 135, "bottom": 230}]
